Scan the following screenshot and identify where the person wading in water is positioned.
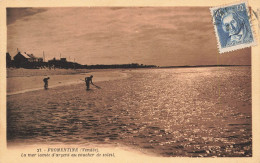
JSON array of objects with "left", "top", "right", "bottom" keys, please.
[
  {"left": 43, "top": 77, "right": 50, "bottom": 90},
  {"left": 85, "top": 75, "right": 94, "bottom": 90}
]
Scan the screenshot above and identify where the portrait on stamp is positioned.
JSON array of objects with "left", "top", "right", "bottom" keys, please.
[
  {"left": 222, "top": 10, "right": 252, "bottom": 46},
  {"left": 210, "top": 2, "right": 256, "bottom": 53}
]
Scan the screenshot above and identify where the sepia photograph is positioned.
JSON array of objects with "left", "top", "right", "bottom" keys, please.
[{"left": 1, "top": 1, "right": 260, "bottom": 162}]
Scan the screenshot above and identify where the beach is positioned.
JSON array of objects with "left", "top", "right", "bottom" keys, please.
[
  {"left": 7, "top": 67, "right": 251, "bottom": 157},
  {"left": 7, "top": 68, "right": 128, "bottom": 95}
]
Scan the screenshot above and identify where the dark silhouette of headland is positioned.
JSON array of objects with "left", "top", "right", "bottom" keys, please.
[
  {"left": 6, "top": 51, "right": 250, "bottom": 70},
  {"left": 6, "top": 52, "right": 157, "bottom": 69}
]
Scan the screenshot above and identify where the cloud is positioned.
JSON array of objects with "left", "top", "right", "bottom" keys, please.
[
  {"left": 7, "top": 8, "right": 47, "bottom": 25},
  {"left": 7, "top": 7, "right": 250, "bottom": 66}
]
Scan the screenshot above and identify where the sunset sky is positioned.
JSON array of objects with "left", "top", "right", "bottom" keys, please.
[{"left": 7, "top": 7, "right": 251, "bottom": 66}]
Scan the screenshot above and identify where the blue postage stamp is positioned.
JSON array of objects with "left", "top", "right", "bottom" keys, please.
[{"left": 210, "top": 1, "right": 257, "bottom": 53}]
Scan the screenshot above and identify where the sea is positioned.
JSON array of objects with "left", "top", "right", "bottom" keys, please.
[{"left": 7, "top": 66, "right": 252, "bottom": 157}]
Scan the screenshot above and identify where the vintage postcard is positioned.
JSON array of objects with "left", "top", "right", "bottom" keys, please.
[{"left": 0, "top": 0, "right": 260, "bottom": 163}]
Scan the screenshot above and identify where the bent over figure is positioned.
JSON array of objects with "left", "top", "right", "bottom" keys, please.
[
  {"left": 85, "top": 75, "right": 93, "bottom": 90},
  {"left": 43, "top": 77, "right": 50, "bottom": 90}
]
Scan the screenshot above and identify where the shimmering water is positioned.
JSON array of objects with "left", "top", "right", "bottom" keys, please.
[{"left": 7, "top": 67, "right": 251, "bottom": 157}]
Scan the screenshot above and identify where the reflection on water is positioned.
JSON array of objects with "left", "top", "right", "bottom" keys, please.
[{"left": 7, "top": 67, "right": 251, "bottom": 157}]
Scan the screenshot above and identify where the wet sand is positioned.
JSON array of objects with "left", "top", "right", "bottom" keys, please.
[
  {"left": 7, "top": 69, "right": 128, "bottom": 95},
  {"left": 7, "top": 67, "right": 251, "bottom": 157},
  {"left": 7, "top": 68, "right": 91, "bottom": 78}
]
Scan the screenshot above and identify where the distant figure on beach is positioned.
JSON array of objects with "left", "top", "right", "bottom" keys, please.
[
  {"left": 43, "top": 77, "right": 50, "bottom": 90},
  {"left": 85, "top": 75, "right": 94, "bottom": 90}
]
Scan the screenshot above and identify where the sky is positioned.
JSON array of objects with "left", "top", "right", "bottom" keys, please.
[{"left": 7, "top": 7, "right": 251, "bottom": 66}]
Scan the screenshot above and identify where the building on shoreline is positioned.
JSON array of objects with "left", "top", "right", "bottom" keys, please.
[
  {"left": 6, "top": 53, "right": 12, "bottom": 67},
  {"left": 9, "top": 52, "right": 44, "bottom": 68},
  {"left": 14, "top": 52, "right": 43, "bottom": 63},
  {"left": 7, "top": 51, "right": 157, "bottom": 69}
]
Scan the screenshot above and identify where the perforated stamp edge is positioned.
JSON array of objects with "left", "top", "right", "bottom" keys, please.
[{"left": 209, "top": 1, "right": 257, "bottom": 54}]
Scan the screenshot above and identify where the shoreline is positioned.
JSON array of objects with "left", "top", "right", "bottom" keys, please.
[
  {"left": 7, "top": 69, "right": 130, "bottom": 96},
  {"left": 7, "top": 68, "right": 124, "bottom": 78},
  {"left": 6, "top": 66, "right": 249, "bottom": 96},
  {"left": 7, "top": 65, "right": 251, "bottom": 77}
]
